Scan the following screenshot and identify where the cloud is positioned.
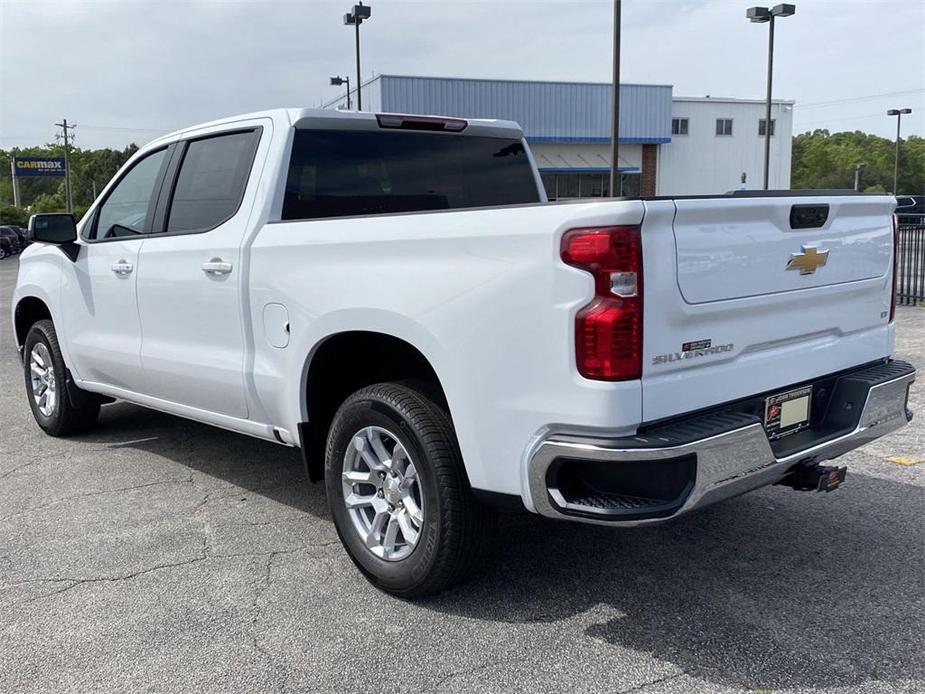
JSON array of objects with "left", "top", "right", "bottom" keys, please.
[{"left": 1, "top": 0, "right": 922, "bottom": 149}]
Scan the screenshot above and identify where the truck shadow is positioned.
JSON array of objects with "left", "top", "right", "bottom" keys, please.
[
  {"left": 77, "top": 401, "right": 923, "bottom": 691},
  {"left": 82, "top": 401, "right": 327, "bottom": 519},
  {"left": 423, "top": 478, "right": 925, "bottom": 692}
]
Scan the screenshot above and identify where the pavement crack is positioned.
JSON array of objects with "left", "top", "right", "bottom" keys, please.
[
  {"left": 5, "top": 537, "right": 211, "bottom": 607},
  {"left": 0, "top": 456, "right": 45, "bottom": 480},
  {"left": 427, "top": 657, "right": 517, "bottom": 693},
  {"left": 0, "top": 477, "right": 195, "bottom": 522},
  {"left": 248, "top": 550, "right": 297, "bottom": 688},
  {"left": 616, "top": 672, "right": 686, "bottom": 693}
]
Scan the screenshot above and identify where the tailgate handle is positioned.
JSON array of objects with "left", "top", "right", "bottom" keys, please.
[{"left": 790, "top": 204, "right": 829, "bottom": 230}]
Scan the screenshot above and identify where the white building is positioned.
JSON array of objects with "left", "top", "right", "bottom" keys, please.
[
  {"left": 659, "top": 97, "right": 793, "bottom": 194},
  {"left": 324, "top": 75, "right": 794, "bottom": 197}
]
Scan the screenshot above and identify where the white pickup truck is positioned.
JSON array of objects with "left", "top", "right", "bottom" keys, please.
[{"left": 13, "top": 108, "right": 915, "bottom": 596}]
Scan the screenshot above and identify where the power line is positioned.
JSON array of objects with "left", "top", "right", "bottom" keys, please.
[
  {"left": 796, "top": 88, "right": 925, "bottom": 109},
  {"left": 795, "top": 112, "right": 886, "bottom": 125},
  {"left": 78, "top": 124, "right": 170, "bottom": 133}
]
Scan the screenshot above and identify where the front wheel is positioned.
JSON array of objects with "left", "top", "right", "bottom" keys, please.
[
  {"left": 23, "top": 320, "right": 100, "bottom": 436},
  {"left": 325, "top": 382, "right": 495, "bottom": 597}
]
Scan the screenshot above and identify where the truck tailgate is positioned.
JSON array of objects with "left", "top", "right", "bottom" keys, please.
[{"left": 640, "top": 194, "right": 895, "bottom": 423}]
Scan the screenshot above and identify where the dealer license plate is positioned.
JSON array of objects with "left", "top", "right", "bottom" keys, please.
[{"left": 764, "top": 385, "right": 812, "bottom": 440}]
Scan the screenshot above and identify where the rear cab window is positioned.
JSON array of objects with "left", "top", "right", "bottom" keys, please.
[{"left": 282, "top": 128, "right": 540, "bottom": 221}]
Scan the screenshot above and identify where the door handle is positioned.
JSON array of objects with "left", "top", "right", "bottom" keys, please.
[
  {"left": 201, "top": 258, "right": 233, "bottom": 275},
  {"left": 111, "top": 260, "right": 134, "bottom": 276}
]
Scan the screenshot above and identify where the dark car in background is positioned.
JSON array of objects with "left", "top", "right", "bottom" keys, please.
[
  {"left": 0, "top": 226, "right": 23, "bottom": 258},
  {"left": 0, "top": 234, "right": 15, "bottom": 259},
  {"left": 11, "top": 225, "right": 30, "bottom": 249}
]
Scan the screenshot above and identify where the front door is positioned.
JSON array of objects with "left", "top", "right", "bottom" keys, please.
[
  {"left": 135, "top": 125, "right": 265, "bottom": 418},
  {"left": 59, "top": 147, "right": 171, "bottom": 388}
]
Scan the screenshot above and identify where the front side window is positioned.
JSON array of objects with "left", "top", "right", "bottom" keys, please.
[
  {"left": 671, "top": 117, "right": 689, "bottom": 135},
  {"left": 715, "top": 118, "right": 733, "bottom": 136},
  {"left": 94, "top": 149, "right": 167, "bottom": 239},
  {"left": 166, "top": 130, "right": 260, "bottom": 233},
  {"left": 758, "top": 119, "right": 776, "bottom": 136},
  {"left": 282, "top": 129, "right": 540, "bottom": 221}
]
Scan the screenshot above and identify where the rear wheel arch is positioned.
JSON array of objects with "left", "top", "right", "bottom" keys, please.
[{"left": 301, "top": 331, "right": 450, "bottom": 481}]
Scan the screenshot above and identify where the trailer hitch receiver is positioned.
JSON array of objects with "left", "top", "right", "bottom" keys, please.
[{"left": 778, "top": 463, "right": 847, "bottom": 492}]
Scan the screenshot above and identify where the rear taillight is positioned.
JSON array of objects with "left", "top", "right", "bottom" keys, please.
[
  {"left": 890, "top": 214, "right": 898, "bottom": 322},
  {"left": 561, "top": 226, "right": 643, "bottom": 381}
]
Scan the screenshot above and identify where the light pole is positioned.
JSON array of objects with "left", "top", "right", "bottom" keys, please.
[
  {"left": 747, "top": 3, "right": 795, "bottom": 190},
  {"left": 887, "top": 108, "right": 912, "bottom": 194},
  {"left": 609, "top": 0, "right": 621, "bottom": 197},
  {"left": 343, "top": 2, "right": 371, "bottom": 111},
  {"left": 330, "top": 76, "right": 351, "bottom": 110}
]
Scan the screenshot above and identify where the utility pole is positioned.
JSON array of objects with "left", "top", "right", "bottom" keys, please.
[
  {"left": 853, "top": 163, "right": 864, "bottom": 192},
  {"left": 887, "top": 108, "right": 912, "bottom": 194},
  {"left": 54, "top": 118, "right": 76, "bottom": 212},
  {"left": 609, "top": 0, "right": 621, "bottom": 197}
]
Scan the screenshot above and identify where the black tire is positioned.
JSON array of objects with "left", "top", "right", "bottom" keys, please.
[
  {"left": 325, "top": 382, "right": 495, "bottom": 597},
  {"left": 23, "top": 319, "right": 100, "bottom": 436}
]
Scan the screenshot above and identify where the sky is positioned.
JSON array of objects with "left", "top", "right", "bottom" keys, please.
[{"left": 1, "top": 0, "right": 923, "bottom": 150}]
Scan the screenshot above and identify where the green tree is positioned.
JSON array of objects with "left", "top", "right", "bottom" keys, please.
[
  {"left": 792, "top": 130, "right": 924, "bottom": 194},
  {"left": 0, "top": 143, "right": 139, "bottom": 212},
  {"left": 0, "top": 205, "right": 28, "bottom": 225}
]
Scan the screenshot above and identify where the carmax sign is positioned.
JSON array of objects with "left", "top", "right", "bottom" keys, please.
[{"left": 13, "top": 157, "right": 66, "bottom": 177}]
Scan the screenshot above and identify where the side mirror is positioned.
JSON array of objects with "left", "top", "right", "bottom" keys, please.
[
  {"left": 28, "top": 213, "right": 78, "bottom": 244},
  {"left": 27, "top": 214, "right": 79, "bottom": 261}
]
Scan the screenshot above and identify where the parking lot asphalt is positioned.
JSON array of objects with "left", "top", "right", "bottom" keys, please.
[{"left": 0, "top": 253, "right": 923, "bottom": 694}]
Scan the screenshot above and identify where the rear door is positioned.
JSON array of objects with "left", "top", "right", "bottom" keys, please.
[
  {"left": 641, "top": 194, "right": 895, "bottom": 422},
  {"left": 134, "top": 121, "right": 268, "bottom": 417}
]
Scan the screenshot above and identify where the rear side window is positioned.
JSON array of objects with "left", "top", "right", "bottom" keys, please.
[
  {"left": 282, "top": 129, "right": 540, "bottom": 221},
  {"left": 166, "top": 129, "right": 260, "bottom": 233}
]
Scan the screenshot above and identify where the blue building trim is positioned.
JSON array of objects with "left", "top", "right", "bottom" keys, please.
[
  {"left": 527, "top": 136, "right": 671, "bottom": 144},
  {"left": 538, "top": 167, "right": 640, "bottom": 174},
  {"left": 376, "top": 75, "right": 673, "bottom": 143}
]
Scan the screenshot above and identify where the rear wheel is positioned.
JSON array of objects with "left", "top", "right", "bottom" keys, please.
[
  {"left": 325, "top": 382, "right": 495, "bottom": 597},
  {"left": 23, "top": 320, "right": 100, "bottom": 436}
]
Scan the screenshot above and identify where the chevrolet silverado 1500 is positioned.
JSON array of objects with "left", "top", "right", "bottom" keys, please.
[{"left": 13, "top": 108, "right": 915, "bottom": 596}]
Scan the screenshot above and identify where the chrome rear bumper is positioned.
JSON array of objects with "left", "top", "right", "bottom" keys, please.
[{"left": 528, "top": 360, "right": 915, "bottom": 526}]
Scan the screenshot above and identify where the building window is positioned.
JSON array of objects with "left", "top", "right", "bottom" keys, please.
[
  {"left": 540, "top": 172, "right": 640, "bottom": 201},
  {"left": 758, "top": 118, "right": 776, "bottom": 136},
  {"left": 671, "top": 118, "right": 689, "bottom": 136},
  {"left": 715, "top": 118, "right": 733, "bottom": 136}
]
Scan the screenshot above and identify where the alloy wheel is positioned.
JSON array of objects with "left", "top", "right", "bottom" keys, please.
[
  {"left": 341, "top": 426, "right": 425, "bottom": 561},
  {"left": 29, "top": 343, "right": 57, "bottom": 417}
]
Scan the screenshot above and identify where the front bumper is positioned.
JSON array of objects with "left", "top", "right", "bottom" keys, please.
[{"left": 528, "top": 359, "right": 915, "bottom": 526}]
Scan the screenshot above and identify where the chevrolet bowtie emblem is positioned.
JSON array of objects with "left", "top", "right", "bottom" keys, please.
[{"left": 787, "top": 245, "right": 829, "bottom": 274}]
